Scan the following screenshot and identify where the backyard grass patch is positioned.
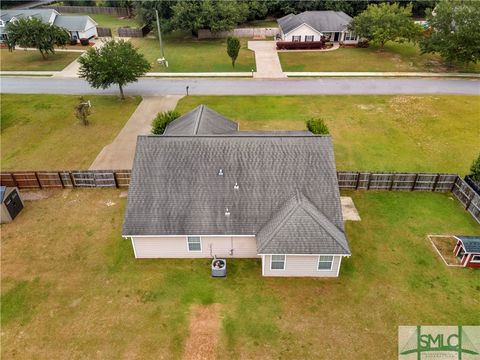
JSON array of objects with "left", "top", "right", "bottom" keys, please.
[
  {"left": 0, "top": 94, "right": 141, "bottom": 170},
  {"left": 0, "top": 49, "right": 79, "bottom": 71},
  {"left": 175, "top": 95, "right": 479, "bottom": 174},
  {"left": 130, "top": 33, "right": 255, "bottom": 72},
  {"left": 0, "top": 189, "right": 478, "bottom": 359},
  {"left": 279, "top": 42, "right": 480, "bottom": 73}
]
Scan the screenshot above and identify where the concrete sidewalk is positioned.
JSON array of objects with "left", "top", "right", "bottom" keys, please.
[
  {"left": 285, "top": 71, "right": 480, "bottom": 78},
  {"left": 89, "top": 95, "right": 183, "bottom": 170},
  {"left": 248, "top": 41, "right": 286, "bottom": 79}
]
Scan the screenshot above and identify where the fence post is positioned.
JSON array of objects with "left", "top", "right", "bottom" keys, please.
[
  {"left": 113, "top": 171, "right": 119, "bottom": 188},
  {"left": 432, "top": 174, "right": 440, "bottom": 192},
  {"left": 450, "top": 175, "right": 458, "bottom": 192},
  {"left": 389, "top": 174, "right": 394, "bottom": 191},
  {"left": 366, "top": 172, "right": 371, "bottom": 190},
  {"left": 355, "top": 172, "right": 361, "bottom": 190},
  {"left": 411, "top": 173, "right": 418, "bottom": 191},
  {"left": 69, "top": 171, "right": 75, "bottom": 188},
  {"left": 34, "top": 171, "right": 42, "bottom": 189}
]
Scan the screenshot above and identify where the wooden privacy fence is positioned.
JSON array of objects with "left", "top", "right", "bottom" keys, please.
[
  {"left": 117, "top": 27, "right": 149, "bottom": 38},
  {"left": 46, "top": 6, "right": 130, "bottom": 17},
  {"left": 0, "top": 170, "right": 130, "bottom": 189},
  {"left": 97, "top": 27, "right": 113, "bottom": 37},
  {"left": 1, "top": 170, "right": 478, "bottom": 223}
]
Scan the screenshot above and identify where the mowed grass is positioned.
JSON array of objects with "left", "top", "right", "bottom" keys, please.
[
  {"left": 130, "top": 33, "right": 255, "bottom": 72},
  {"left": 279, "top": 41, "right": 480, "bottom": 73},
  {"left": 0, "top": 49, "right": 79, "bottom": 71},
  {"left": 0, "top": 94, "right": 141, "bottom": 170},
  {"left": 1, "top": 189, "right": 478, "bottom": 359},
  {"left": 175, "top": 95, "right": 480, "bottom": 175}
]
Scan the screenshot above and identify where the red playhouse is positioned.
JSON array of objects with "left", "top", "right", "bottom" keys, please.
[{"left": 453, "top": 236, "right": 480, "bottom": 268}]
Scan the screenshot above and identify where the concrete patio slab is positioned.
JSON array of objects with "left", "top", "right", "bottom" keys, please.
[{"left": 341, "top": 196, "right": 361, "bottom": 221}]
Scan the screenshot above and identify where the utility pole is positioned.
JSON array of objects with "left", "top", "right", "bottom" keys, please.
[{"left": 155, "top": 9, "right": 168, "bottom": 67}]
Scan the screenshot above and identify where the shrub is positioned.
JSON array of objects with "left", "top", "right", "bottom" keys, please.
[
  {"left": 276, "top": 40, "right": 326, "bottom": 50},
  {"left": 151, "top": 110, "right": 180, "bottom": 135},
  {"left": 70, "top": 38, "right": 78, "bottom": 45},
  {"left": 80, "top": 38, "right": 89, "bottom": 46},
  {"left": 470, "top": 153, "right": 480, "bottom": 182},
  {"left": 306, "top": 118, "right": 329, "bottom": 135}
]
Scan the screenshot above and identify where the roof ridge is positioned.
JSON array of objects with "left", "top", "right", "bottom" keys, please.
[
  {"left": 192, "top": 105, "right": 204, "bottom": 135},
  {"left": 298, "top": 197, "right": 350, "bottom": 254}
]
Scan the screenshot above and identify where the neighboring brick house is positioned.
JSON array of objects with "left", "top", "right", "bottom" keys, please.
[{"left": 122, "top": 105, "right": 351, "bottom": 277}]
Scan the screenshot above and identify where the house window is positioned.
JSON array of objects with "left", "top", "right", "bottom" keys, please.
[
  {"left": 471, "top": 255, "right": 480, "bottom": 263},
  {"left": 187, "top": 236, "right": 201, "bottom": 251},
  {"left": 292, "top": 35, "right": 301, "bottom": 42},
  {"left": 305, "top": 35, "right": 314, "bottom": 42},
  {"left": 271, "top": 255, "right": 286, "bottom": 270},
  {"left": 318, "top": 256, "right": 333, "bottom": 270},
  {"left": 344, "top": 32, "right": 357, "bottom": 41}
]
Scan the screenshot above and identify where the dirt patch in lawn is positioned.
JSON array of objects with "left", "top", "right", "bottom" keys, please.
[
  {"left": 183, "top": 304, "right": 221, "bottom": 360},
  {"left": 428, "top": 235, "right": 462, "bottom": 266}
]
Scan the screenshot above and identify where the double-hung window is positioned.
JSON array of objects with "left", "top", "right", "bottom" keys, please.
[
  {"left": 317, "top": 256, "right": 333, "bottom": 270},
  {"left": 271, "top": 255, "right": 286, "bottom": 270},
  {"left": 344, "top": 32, "right": 357, "bottom": 41},
  {"left": 187, "top": 236, "right": 201, "bottom": 251},
  {"left": 305, "top": 35, "right": 314, "bottom": 42},
  {"left": 292, "top": 35, "right": 301, "bottom": 42}
]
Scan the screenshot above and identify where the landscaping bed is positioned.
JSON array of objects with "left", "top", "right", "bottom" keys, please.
[
  {"left": 0, "top": 94, "right": 141, "bottom": 170},
  {"left": 1, "top": 190, "right": 478, "bottom": 359},
  {"left": 0, "top": 49, "right": 80, "bottom": 71},
  {"left": 175, "top": 95, "right": 480, "bottom": 175}
]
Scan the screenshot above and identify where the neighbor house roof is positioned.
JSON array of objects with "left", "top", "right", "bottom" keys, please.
[
  {"left": 164, "top": 105, "right": 239, "bottom": 135},
  {"left": 123, "top": 121, "right": 350, "bottom": 255},
  {"left": 0, "top": 9, "right": 57, "bottom": 24},
  {"left": 277, "top": 11, "right": 352, "bottom": 34},
  {"left": 455, "top": 236, "right": 480, "bottom": 253},
  {"left": 53, "top": 15, "right": 96, "bottom": 31}
]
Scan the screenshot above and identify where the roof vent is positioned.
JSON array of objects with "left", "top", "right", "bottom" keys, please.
[
  {"left": 218, "top": 169, "right": 224, "bottom": 176},
  {"left": 225, "top": 207, "right": 230, "bottom": 216},
  {"left": 234, "top": 182, "right": 239, "bottom": 190}
]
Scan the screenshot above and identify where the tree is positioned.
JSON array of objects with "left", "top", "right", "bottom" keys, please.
[
  {"left": 6, "top": 17, "right": 69, "bottom": 59},
  {"left": 349, "top": 3, "right": 421, "bottom": 48},
  {"left": 470, "top": 154, "right": 480, "bottom": 182},
  {"left": 420, "top": 0, "right": 480, "bottom": 65},
  {"left": 171, "top": 0, "right": 248, "bottom": 36},
  {"left": 75, "top": 97, "right": 91, "bottom": 126},
  {"left": 78, "top": 40, "right": 151, "bottom": 100},
  {"left": 306, "top": 118, "right": 329, "bottom": 135},
  {"left": 227, "top": 37, "right": 241, "bottom": 68},
  {"left": 151, "top": 111, "right": 180, "bottom": 134}
]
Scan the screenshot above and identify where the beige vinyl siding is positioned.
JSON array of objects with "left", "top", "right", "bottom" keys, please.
[
  {"left": 262, "top": 255, "right": 342, "bottom": 277},
  {"left": 131, "top": 236, "right": 259, "bottom": 259}
]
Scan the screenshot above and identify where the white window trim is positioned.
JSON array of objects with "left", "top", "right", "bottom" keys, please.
[
  {"left": 470, "top": 254, "right": 480, "bottom": 263},
  {"left": 317, "top": 255, "right": 334, "bottom": 271},
  {"left": 270, "top": 254, "right": 286, "bottom": 270},
  {"left": 186, "top": 236, "right": 202, "bottom": 252},
  {"left": 305, "top": 35, "right": 314, "bottom": 42},
  {"left": 292, "top": 35, "right": 301, "bottom": 42}
]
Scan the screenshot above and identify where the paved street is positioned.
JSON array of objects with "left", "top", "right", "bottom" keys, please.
[{"left": 1, "top": 77, "right": 479, "bottom": 96}]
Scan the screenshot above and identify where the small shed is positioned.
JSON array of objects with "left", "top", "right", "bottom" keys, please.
[
  {"left": 453, "top": 236, "right": 480, "bottom": 268},
  {"left": 0, "top": 186, "right": 24, "bottom": 224}
]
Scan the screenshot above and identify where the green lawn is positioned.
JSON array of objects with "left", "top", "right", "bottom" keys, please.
[
  {"left": 279, "top": 41, "right": 480, "bottom": 73},
  {"left": 64, "top": 12, "right": 137, "bottom": 36},
  {"left": 0, "top": 49, "right": 79, "bottom": 71},
  {"left": 130, "top": 32, "right": 255, "bottom": 72},
  {"left": 240, "top": 19, "right": 278, "bottom": 28},
  {"left": 1, "top": 189, "right": 478, "bottom": 359},
  {"left": 0, "top": 94, "right": 141, "bottom": 170},
  {"left": 175, "top": 95, "right": 479, "bottom": 175}
]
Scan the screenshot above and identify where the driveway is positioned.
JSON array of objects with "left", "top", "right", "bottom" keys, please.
[
  {"left": 2, "top": 77, "right": 479, "bottom": 96},
  {"left": 248, "top": 41, "right": 286, "bottom": 79},
  {"left": 89, "top": 95, "right": 183, "bottom": 170}
]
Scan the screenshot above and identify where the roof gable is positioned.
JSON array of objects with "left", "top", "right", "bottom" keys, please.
[
  {"left": 278, "top": 11, "right": 352, "bottom": 34},
  {"left": 164, "top": 105, "right": 239, "bottom": 135},
  {"left": 53, "top": 15, "right": 95, "bottom": 31},
  {"left": 256, "top": 191, "right": 350, "bottom": 255},
  {"left": 456, "top": 236, "right": 480, "bottom": 253}
]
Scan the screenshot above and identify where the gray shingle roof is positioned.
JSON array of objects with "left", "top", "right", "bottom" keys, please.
[
  {"left": 123, "top": 131, "right": 349, "bottom": 255},
  {"left": 256, "top": 190, "right": 350, "bottom": 255},
  {"left": 278, "top": 11, "right": 352, "bottom": 34},
  {"left": 0, "top": 9, "right": 56, "bottom": 24},
  {"left": 164, "top": 105, "right": 239, "bottom": 135},
  {"left": 53, "top": 15, "right": 96, "bottom": 31},
  {"left": 456, "top": 236, "right": 480, "bottom": 253}
]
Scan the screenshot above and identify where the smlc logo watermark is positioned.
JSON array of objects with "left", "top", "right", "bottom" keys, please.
[{"left": 399, "top": 326, "right": 480, "bottom": 359}]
